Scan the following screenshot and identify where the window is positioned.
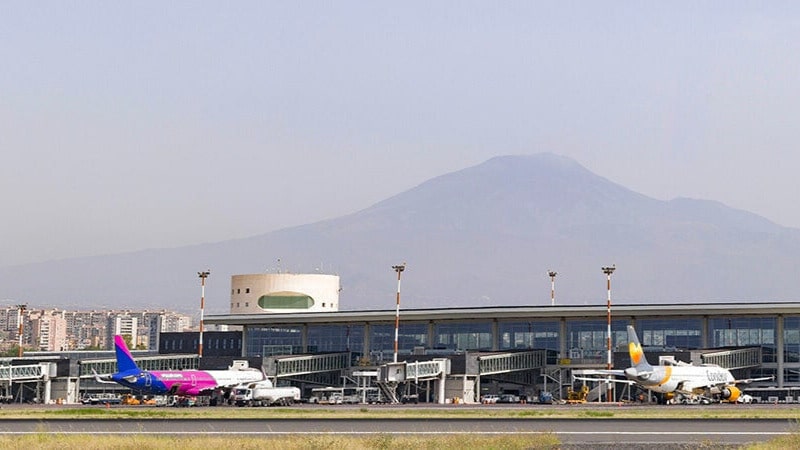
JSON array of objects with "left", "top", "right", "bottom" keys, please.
[
  {"left": 258, "top": 293, "right": 314, "bottom": 309},
  {"left": 565, "top": 320, "right": 628, "bottom": 362},
  {"left": 499, "top": 321, "right": 559, "bottom": 351},
  {"left": 370, "top": 323, "right": 428, "bottom": 355},
  {"left": 308, "top": 325, "right": 365, "bottom": 353},
  {"left": 637, "top": 318, "right": 702, "bottom": 349},
  {"left": 434, "top": 322, "right": 491, "bottom": 351},
  {"left": 785, "top": 317, "right": 800, "bottom": 363},
  {"left": 246, "top": 326, "right": 304, "bottom": 357},
  {"left": 710, "top": 317, "right": 776, "bottom": 363},
  {"left": 245, "top": 288, "right": 250, "bottom": 294}
]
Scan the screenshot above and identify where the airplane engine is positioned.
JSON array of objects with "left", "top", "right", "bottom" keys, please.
[{"left": 721, "top": 385, "right": 741, "bottom": 402}]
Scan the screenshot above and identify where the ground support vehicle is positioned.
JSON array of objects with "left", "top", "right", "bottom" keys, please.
[
  {"left": 233, "top": 382, "right": 301, "bottom": 407},
  {"left": 120, "top": 394, "right": 140, "bottom": 405},
  {"left": 566, "top": 386, "right": 589, "bottom": 404},
  {"left": 481, "top": 394, "right": 499, "bottom": 404},
  {"left": 80, "top": 393, "right": 122, "bottom": 405},
  {"left": 497, "top": 394, "right": 521, "bottom": 404}
]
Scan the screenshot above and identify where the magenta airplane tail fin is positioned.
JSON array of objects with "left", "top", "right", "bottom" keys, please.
[{"left": 114, "top": 335, "right": 139, "bottom": 373}]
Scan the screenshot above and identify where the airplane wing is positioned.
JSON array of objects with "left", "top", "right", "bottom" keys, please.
[
  {"left": 572, "top": 369, "right": 636, "bottom": 385},
  {"left": 573, "top": 376, "right": 637, "bottom": 385},
  {"left": 732, "top": 376, "right": 774, "bottom": 385},
  {"left": 573, "top": 369, "right": 625, "bottom": 377},
  {"left": 184, "top": 387, "right": 210, "bottom": 396},
  {"left": 91, "top": 369, "right": 117, "bottom": 384}
]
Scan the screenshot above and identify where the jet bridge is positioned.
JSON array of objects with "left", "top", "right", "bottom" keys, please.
[
  {"left": 377, "top": 359, "right": 450, "bottom": 404},
  {"left": 0, "top": 363, "right": 57, "bottom": 404},
  {"left": 471, "top": 350, "right": 548, "bottom": 401},
  {"left": 77, "top": 354, "right": 200, "bottom": 378},
  {"left": 476, "top": 350, "right": 547, "bottom": 376},
  {"left": 264, "top": 352, "right": 351, "bottom": 382},
  {"left": 699, "top": 347, "right": 761, "bottom": 370}
]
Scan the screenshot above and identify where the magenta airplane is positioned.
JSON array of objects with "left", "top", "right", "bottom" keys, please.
[{"left": 95, "top": 335, "right": 264, "bottom": 396}]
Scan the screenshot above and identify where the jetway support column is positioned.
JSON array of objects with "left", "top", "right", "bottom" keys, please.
[
  {"left": 43, "top": 378, "right": 51, "bottom": 404},
  {"left": 438, "top": 365, "right": 446, "bottom": 404},
  {"left": 475, "top": 374, "right": 481, "bottom": 403}
]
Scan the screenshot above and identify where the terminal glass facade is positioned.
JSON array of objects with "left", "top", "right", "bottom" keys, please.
[
  {"left": 710, "top": 317, "right": 777, "bottom": 363},
  {"left": 308, "top": 325, "right": 364, "bottom": 353},
  {"left": 498, "top": 321, "right": 559, "bottom": 351},
  {"left": 784, "top": 317, "right": 800, "bottom": 383},
  {"left": 246, "top": 326, "right": 303, "bottom": 356},
  {"left": 369, "top": 323, "right": 428, "bottom": 357},
  {"left": 637, "top": 318, "right": 703, "bottom": 349},
  {"left": 785, "top": 317, "right": 800, "bottom": 364},
  {"left": 232, "top": 310, "right": 800, "bottom": 390},
  {"left": 434, "top": 322, "right": 492, "bottom": 351},
  {"left": 565, "top": 320, "right": 627, "bottom": 363}
]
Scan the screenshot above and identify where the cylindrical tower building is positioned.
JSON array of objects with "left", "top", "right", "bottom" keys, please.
[{"left": 230, "top": 273, "right": 340, "bottom": 314}]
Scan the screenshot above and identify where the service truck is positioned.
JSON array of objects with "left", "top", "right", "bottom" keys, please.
[{"left": 232, "top": 380, "right": 300, "bottom": 407}]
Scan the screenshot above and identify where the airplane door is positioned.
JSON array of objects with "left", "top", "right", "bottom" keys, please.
[
  {"left": 145, "top": 373, "right": 152, "bottom": 387},
  {"left": 191, "top": 374, "right": 196, "bottom": 386}
]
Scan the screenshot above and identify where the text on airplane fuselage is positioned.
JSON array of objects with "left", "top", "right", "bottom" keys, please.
[
  {"left": 159, "top": 373, "right": 185, "bottom": 379},
  {"left": 706, "top": 370, "right": 728, "bottom": 382}
]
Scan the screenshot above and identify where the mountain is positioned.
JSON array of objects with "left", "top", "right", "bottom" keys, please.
[{"left": 2, "top": 153, "right": 799, "bottom": 313}]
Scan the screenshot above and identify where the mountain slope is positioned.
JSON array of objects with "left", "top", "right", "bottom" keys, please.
[{"left": 1, "top": 153, "right": 798, "bottom": 313}]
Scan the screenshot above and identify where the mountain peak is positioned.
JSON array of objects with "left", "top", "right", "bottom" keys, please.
[
  {"left": 482, "top": 153, "right": 588, "bottom": 172},
  {"left": 1, "top": 153, "right": 797, "bottom": 312}
]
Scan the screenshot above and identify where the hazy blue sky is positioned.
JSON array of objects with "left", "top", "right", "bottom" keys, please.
[{"left": 2, "top": 2, "right": 798, "bottom": 267}]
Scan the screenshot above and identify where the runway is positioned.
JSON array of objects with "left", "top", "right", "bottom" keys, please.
[{"left": 0, "top": 417, "right": 793, "bottom": 446}]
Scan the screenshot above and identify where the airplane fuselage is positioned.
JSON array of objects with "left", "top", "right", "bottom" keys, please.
[
  {"left": 111, "top": 369, "right": 263, "bottom": 396},
  {"left": 626, "top": 364, "right": 735, "bottom": 394}
]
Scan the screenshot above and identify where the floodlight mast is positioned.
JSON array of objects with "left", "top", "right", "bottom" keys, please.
[
  {"left": 602, "top": 265, "right": 616, "bottom": 403},
  {"left": 548, "top": 271, "right": 557, "bottom": 306},
  {"left": 197, "top": 270, "right": 210, "bottom": 358},
  {"left": 392, "top": 263, "right": 406, "bottom": 364}
]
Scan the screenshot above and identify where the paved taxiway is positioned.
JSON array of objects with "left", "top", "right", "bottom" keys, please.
[{"left": 0, "top": 416, "right": 793, "bottom": 446}]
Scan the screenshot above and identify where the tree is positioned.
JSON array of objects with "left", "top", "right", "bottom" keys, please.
[{"left": 0, "top": 345, "right": 31, "bottom": 357}]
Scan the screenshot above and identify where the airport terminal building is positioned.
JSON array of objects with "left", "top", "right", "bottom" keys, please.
[
  {"left": 205, "top": 283, "right": 800, "bottom": 403},
  {"left": 11, "top": 273, "right": 799, "bottom": 405},
  {"left": 198, "top": 273, "right": 800, "bottom": 403}
]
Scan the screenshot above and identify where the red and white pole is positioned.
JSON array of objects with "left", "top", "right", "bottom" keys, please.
[
  {"left": 392, "top": 264, "right": 406, "bottom": 363},
  {"left": 198, "top": 270, "right": 210, "bottom": 358},
  {"left": 602, "top": 265, "right": 616, "bottom": 402}
]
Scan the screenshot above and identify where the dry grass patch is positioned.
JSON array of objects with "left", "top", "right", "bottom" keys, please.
[{"left": 0, "top": 434, "right": 560, "bottom": 450}]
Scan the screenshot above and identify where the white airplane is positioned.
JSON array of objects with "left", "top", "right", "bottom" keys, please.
[{"left": 574, "top": 325, "right": 772, "bottom": 403}]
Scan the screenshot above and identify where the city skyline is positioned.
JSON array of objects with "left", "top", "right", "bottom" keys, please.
[{"left": 0, "top": 306, "right": 194, "bottom": 352}]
